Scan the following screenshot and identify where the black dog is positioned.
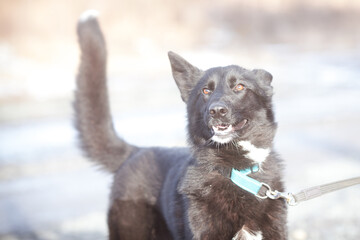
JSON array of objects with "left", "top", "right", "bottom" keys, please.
[{"left": 74, "top": 11, "right": 287, "bottom": 240}]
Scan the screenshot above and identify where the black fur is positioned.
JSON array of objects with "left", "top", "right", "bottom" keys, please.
[{"left": 75, "top": 13, "right": 287, "bottom": 240}]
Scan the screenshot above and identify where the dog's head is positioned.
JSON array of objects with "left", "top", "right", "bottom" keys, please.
[{"left": 168, "top": 52, "right": 276, "bottom": 147}]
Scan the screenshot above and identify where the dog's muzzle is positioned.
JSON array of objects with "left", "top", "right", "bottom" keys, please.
[{"left": 210, "top": 119, "right": 248, "bottom": 144}]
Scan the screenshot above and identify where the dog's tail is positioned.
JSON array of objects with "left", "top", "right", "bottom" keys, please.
[{"left": 74, "top": 10, "right": 137, "bottom": 172}]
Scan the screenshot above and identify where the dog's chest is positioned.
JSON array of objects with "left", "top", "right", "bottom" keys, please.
[
  {"left": 206, "top": 177, "right": 263, "bottom": 215},
  {"left": 233, "top": 227, "right": 263, "bottom": 240},
  {"left": 237, "top": 140, "right": 270, "bottom": 165},
  {"left": 185, "top": 177, "right": 266, "bottom": 240}
]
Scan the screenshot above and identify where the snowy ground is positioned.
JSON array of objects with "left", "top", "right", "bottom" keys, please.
[{"left": 1, "top": 48, "right": 360, "bottom": 240}]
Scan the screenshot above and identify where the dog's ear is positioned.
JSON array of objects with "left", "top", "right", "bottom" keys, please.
[
  {"left": 168, "top": 51, "right": 204, "bottom": 102},
  {"left": 252, "top": 69, "right": 273, "bottom": 96},
  {"left": 252, "top": 69, "right": 272, "bottom": 85}
]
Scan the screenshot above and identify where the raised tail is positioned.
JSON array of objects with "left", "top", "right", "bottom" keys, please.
[{"left": 74, "top": 10, "right": 136, "bottom": 172}]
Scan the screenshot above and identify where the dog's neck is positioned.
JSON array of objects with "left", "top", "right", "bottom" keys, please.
[
  {"left": 237, "top": 140, "right": 270, "bottom": 165},
  {"left": 193, "top": 141, "right": 271, "bottom": 172},
  {"left": 191, "top": 125, "right": 276, "bottom": 173}
]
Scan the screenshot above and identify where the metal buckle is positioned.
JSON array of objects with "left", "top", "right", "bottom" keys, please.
[
  {"left": 265, "top": 188, "right": 298, "bottom": 206},
  {"left": 255, "top": 182, "right": 298, "bottom": 206}
]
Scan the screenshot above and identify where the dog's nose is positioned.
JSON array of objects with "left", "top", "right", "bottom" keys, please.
[{"left": 209, "top": 102, "right": 229, "bottom": 118}]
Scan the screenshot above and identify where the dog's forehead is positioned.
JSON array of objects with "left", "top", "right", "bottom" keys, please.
[
  {"left": 224, "top": 66, "right": 255, "bottom": 81},
  {"left": 204, "top": 65, "right": 255, "bottom": 83}
]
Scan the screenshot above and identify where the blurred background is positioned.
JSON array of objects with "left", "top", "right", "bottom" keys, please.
[{"left": 1, "top": 0, "right": 360, "bottom": 239}]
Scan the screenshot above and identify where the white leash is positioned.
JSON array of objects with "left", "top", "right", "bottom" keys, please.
[{"left": 262, "top": 176, "right": 360, "bottom": 206}]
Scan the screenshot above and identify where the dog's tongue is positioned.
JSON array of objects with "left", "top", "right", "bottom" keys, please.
[{"left": 233, "top": 119, "right": 248, "bottom": 130}]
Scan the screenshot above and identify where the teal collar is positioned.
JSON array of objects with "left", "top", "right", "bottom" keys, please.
[{"left": 230, "top": 164, "right": 263, "bottom": 196}]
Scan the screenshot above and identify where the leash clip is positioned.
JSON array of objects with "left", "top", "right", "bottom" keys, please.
[
  {"left": 256, "top": 177, "right": 360, "bottom": 206},
  {"left": 258, "top": 183, "right": 298, "bottom": 206}
]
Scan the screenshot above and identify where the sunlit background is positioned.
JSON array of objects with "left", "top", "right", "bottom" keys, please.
[{"left": 1, "top": 0, "right": 360, "bottom": 239}]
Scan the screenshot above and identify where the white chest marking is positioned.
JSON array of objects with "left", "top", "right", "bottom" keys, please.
[
  {"left": 233, "top": 228, "right": 263, "bottom": 240},
  {"left": 238, "top": 140, "right": 270, "bottom": 164}
]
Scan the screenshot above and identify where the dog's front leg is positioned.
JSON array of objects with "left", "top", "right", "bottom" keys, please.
[
  {"left": 187, "top": 203, "right": 242, "bottom": 240},
  {"left": 232, "top": 202, "right": 288, "bottom": 240},
  {"left": 258, "top": 200, "right": 288, "bottom": 240}
]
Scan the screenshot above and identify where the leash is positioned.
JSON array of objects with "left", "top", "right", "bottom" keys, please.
[
  {"left": 231, "top": 165, "right": 360, "bottom": 206},
  {"left": 264, "top": 176, "right": 360, "bottom": 206}
]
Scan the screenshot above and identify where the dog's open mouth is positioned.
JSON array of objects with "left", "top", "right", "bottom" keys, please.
[
  {"left": 211, "top": 119, "right": 248, "bottom": 143},
  {"left": 212, "top": 124, "right": 232, "bottom": 135}
]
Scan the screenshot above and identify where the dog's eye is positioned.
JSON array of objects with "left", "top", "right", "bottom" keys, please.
[
  {"left": 202, "top": 88, "right": 212, "bottom": 95},
  {"left": 234, "top": 84, "right": 245, "bottom": 92}
]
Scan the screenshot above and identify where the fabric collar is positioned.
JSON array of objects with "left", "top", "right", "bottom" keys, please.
[{"left": 230, "top": 164, "right": 262, "bottom": 196}]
